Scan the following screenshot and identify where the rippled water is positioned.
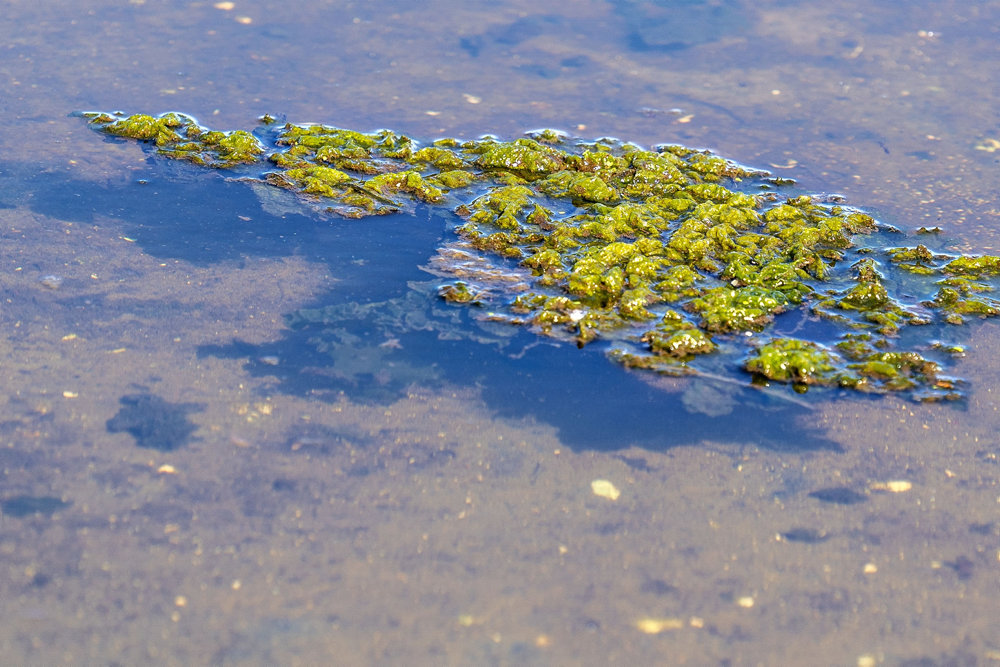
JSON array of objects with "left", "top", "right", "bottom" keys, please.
[{"left": 2, "top": 1, "right": 1000, "bottom": 664}]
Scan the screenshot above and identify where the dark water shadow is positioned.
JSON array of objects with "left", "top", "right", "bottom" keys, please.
[
  {"left": 14, "top": 159, "right": 443, "bottom": 302},
  {"left": 13, "top": 159, "right": 844, "bottom": 453},
  {"left": 439, "top": 331, "right": 843, "bottom": 453},
  {"left": 615, "top": 0, "right": 749, "bottom": 53},
  {"left": 200, "top": 308, "right": 845, "bottom": 453},
  {"left": 20, "top": 162, "right": 298, "bottom": 265}
]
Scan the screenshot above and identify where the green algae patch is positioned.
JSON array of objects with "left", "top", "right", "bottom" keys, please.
[
  {"left": 688, "top": 286, "right": 792, "bottom": 333},
  {"left": 82, "top": 112, "right": 264, "bottom": 167},
  {"left": 643, "top": 310, "right": 716, "bottom": 359},
  {"left": 438, "top": 281, "right": 483, "bottom": 305},
  {"left": 943, "top": 255, "right": 1000, "bottom": 278},
  {"left": 745, "top": 339, "right": 952, "bottom": 397},
  {"left": 81, "top": 111, "right": 1000, "bottom": 402},
  {"left": 745, "top": 339, "right": 840, "bottom": 387},
  {"left": 927, "top": 285, "right": 1000, "bottom": 324},
  {"left": 469, "top": 138, "right": 567, "bottom": 180}
]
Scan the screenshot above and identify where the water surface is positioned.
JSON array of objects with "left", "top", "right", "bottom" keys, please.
[{"left": 2, "top": 1, "right": 1000, "bottom": 664}]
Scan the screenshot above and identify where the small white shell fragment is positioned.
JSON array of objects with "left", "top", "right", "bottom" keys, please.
[
  {"left": 591, "top": 479, "right": 620, "bottom": 500},
  {"left": 870, "top": 480, "right": 913, "bottom": 493},
  {"left": 636, "top": 617, "right": 683, "bottom": 634},
  {"left": 863, "top": 562, "right": 878, "bottom": 574},
  {"left": 737, "top": 596, "right": 755, "bottom": 608},
  {"left": 39, "top": 275, "right": 64, "bottom": 289},
  {"left": 157, "top": 464, "right": 177, "bottom": 474}
]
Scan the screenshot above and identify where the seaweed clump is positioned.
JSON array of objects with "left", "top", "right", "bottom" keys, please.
[
  {"left": 81, "top": 111, "right": 1000, "bottom": 401},
  {"left": 84, "top": 112, "right": 264, "bottom": 167}
]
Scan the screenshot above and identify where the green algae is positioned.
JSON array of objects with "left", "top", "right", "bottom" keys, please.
[
  {"left": 81, "top": 111, "right": 1000, "bottom": 401},
  {"left": 643, "top": 310, "right": 716, "bottom": 359},
  {"left": 438, "top": 281, "right": 483, "bottom": 305},
  {"left": 83, "top": 112, "right": 264, "bottom": 167},
  {"left": 745, "top": 338, "right": 950, "bottom": 397},
  {"left": 745, "top": 339, "right": 840, "bottom": 387},
  {"left": 943, "top": 255, "right": 1000, "bottom": 278}
]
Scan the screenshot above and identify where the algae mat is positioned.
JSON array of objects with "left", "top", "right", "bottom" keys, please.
[{"left": 82, "top": 111, "right": 1000, "bottom": 402}]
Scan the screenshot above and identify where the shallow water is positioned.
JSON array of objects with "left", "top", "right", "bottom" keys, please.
[{"left": 2, "top": 1, "right": 1000, "bottom": 664}]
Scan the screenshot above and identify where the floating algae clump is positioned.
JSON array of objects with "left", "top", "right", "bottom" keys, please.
[
  {"left": 84, "top": 112, "right": 264, "bottom": 167},
  {"left": 81, "top": 111, "right": 1000, "bottom": 401}
]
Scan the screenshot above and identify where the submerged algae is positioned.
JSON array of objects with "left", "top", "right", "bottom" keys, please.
[{"left": 82, "top": 111, "right": 1000, "bottom": 401}]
